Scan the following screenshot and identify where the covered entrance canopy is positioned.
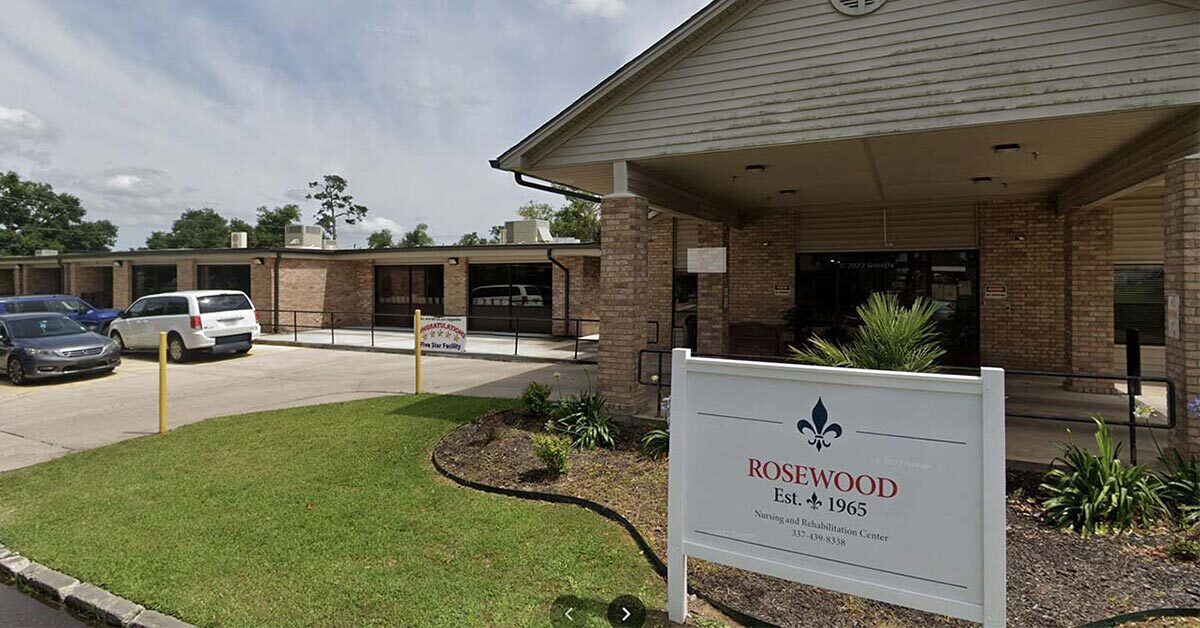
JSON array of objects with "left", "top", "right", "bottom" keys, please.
[{"left": 493, "top": 0, "right": 1200, "bottom": 453}]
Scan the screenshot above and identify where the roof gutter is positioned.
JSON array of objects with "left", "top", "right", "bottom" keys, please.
[{"left": 489, "top": 160, "right": 601, "bottom": 204}]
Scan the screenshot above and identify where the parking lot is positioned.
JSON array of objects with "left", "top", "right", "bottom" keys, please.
[{"left": 0, "top": 344, "right": 593, "bottom": 472}]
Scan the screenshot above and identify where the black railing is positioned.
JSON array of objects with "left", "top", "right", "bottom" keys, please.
[
  {"left": 257, "top": 308, "right": 600, "bottom": 362},
  {"left": 635, "top": 346, "right": 1175, "bottom": 464}
]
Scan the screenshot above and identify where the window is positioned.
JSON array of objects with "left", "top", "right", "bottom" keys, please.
[
  {"left": 126, "top": 299, "right": 149, "bottom": 318},
  {"left": 198, "top": 294, "right": 252, "bottom": 314},
  {"left": 132, "top": 265, "right": 177, "bottom": 300},
  {"left": 8, "top": 300, "right": 49, "bottom": 314},
  {"left": 44, "top": 298, "right": 89, "bottom": 315},
  {"left": 141, "top": 298, "right": 169, "bottom": 318},
  {"left": 163, "top": 297, "right": 190, "bottom": 316},
  {"left": 374, "top": 265, "right": 444, "bottom": 326},
  {"left": 198, "top": 265, "right": 251, "bottom": 293},
  {"left": 1115, "top": 265, "right": 1164, "bottom": 345},
  {"left": 8, "top": 316, "right": 86, "bottom": 338},
  {"left": 468, "top": 263, "right": 553, "bottom": 334}
]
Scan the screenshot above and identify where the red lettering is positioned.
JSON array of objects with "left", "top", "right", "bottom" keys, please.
[
  {"left": 855, "top": 474, "right": 876, "bottom": 496},
  {"left": 833, "top": 472, "right": 854, "bottom": 492},
  {"left": 748, "top": 458, "right": 763, "bottom": 478},
  {"left": 763, "top": 461, "right": 781, "bottom": 481},
  {"left": 809, "top": 467, "right": 832, "bottom": 489},
  {"left": 878, "top": 477, "right": 899, "bottom": 499}
]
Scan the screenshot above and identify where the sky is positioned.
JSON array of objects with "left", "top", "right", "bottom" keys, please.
[{"left": 0, "top": 0, "right": 709, "bottom": 249}]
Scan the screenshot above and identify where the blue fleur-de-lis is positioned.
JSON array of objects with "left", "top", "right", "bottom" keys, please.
[
  {"left": 797, "top": 398, "right": 842, "bottom": 451},
  {"left": 806, "top": 492, "right": 822, "bottom": 510}
]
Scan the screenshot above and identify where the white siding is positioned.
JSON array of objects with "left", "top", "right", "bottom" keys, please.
[
  {"left": 797, "top": 203, "right": 977, "bottom": 252},
  {"left": 537, "top": 0, "right": 1200, "bottom": 168},
  {"left": 1113, "top": 186, "right": 1165, "bottom": 263}
]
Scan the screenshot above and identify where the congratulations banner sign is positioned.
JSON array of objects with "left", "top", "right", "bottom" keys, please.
[{"left": 419, "top": 316, "right": 467, "bottom": 353}]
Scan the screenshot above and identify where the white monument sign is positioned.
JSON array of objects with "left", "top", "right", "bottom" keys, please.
[
  {"left": 419, "top": 316, "right": 468, "bottom": 352},
  {"left": 668, "top": 349, "right": 1006, "bottom": 626}
]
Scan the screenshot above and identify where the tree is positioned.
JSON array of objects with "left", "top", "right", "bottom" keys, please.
[
  {"left": 367, "top": 229, "right": 395, "bottom": 249},
  {"left": 398, "top": 223, "right": 435, "bottom": 248},
  {"left": 0, "top": 171, "right": 118, "bottom": 255},
  {"left": 455, "top": 232, "right": 484, "bottom": 246},
  {"left": 488, "top": 224, "right": 505, "bottom": 243},
  {"left": 517, "top": 200, "right": 554, "bottom": 222},
  {"left": 145, "top": 208, "right": 230, "bottom": 249},
  {"left": 252, "top": 204, "right": 301, "bottom": 248},
  {"left": 549, "top": 197, "right": 599, "bottom": 242},
  {"left": 306, "top": 174, "right": 368, "bottom": 242}
]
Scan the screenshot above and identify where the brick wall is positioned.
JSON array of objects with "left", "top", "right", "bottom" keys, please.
[
  {"left": 277, "top": 258, "right": 373, "bottom": 330},
  {"left": 176, "top": 260, "right": 197, "bottom": 291},
  {"left": 1165, "top": 156, "right": 1200, "bottom": 454},
  {"left": 444, "top": 259, "right": 468, "bottom": 316},
  {"left": 251, "top": 259, "right": 276, "bottom": 331},
  {"left": 552, "top": 256, "right": 601, "bottom": 336},
  {"left": 728, "top": 209, "right": 796, "bottom": 353},
  {"left": 645, "top": 216, "right": 674, "bottom": 348},
  {"left": 75, "top": 266, "right": 113, "bottom": 308},
  {"left": 598, "top": 195, "right": 650, "bottom": 415},
  {"left": 112, "top": 263, "right": 132, "bottom": 309},
  {"left": 1065, "top": 204, "right": 1116, "bottom": 391},
  {"left": 696, "top": 221, "right": 728, "bottom": 355},
  {"left": 27, "top": 267, "right": 62, "bottom": 294},
  {"left": 979, "top": 200, "right": 1068, "bottom": 371}
]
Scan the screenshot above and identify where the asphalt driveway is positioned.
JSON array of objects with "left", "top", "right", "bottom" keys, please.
[{"left": 0, "top": 344, "right": 594, "bottom": 472}]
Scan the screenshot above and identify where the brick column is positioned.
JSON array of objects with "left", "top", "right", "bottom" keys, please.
[
  {"left": 645, "top": 216, "right": 675, "bottom": 348},
  {"left": 176, "top": 260, "right": 197, "bottom": 291},
  {"left": 696, "top": 222, "right": 728, "bottom": 355},
  {"left": 1165, "top": 155, "right": 1200, "bottom": 455},
  {"left": 444, "top": 258, "right": 468, "bottom": 316},
  {"left": 251, "top": 258, "right": 276, "bottom": 331},
  {"left": 65, "top": 263, "right": 79, "bottom": 295},
  {"left": 598, "top": 194, "right": 650, "bottom": 416},
  {"left": 11, "top": 266, "right": 22, "bottom": 295},
  {"left": 1065, "top": 204, "right": 1116, "bottom": 393},
  {"left": 112, "top": 262, "right": 132, "bottom": 309}
]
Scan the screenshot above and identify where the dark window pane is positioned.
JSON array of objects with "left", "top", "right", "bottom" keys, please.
[
  {"left": 132, "top": 265, "right": 177, "bottom": 300},
  {"left": 1115, "top": 265, "right": 1164, "bottom": 345},
  {"left": 197, "top": 294, "right": 252, "bottom": 313},
  {"left": 198, "top": 265, "right": 251, "bottom": 293}
]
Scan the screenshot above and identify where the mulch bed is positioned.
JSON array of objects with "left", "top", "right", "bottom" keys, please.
[{"left": 434, "top": 410, "right": 1200, "bottom": 628}]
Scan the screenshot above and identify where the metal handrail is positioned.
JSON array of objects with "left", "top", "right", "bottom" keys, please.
[
  {"left": 257, "top": 307, "right": 599, "bottom": 362},
  {"left": 635, "top": 348, "right": 1176, "bottom": 464}
]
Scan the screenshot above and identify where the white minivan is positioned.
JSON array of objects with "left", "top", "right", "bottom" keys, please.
[{"left": 109, "top": 290, "right": 260, "bottom": 362}]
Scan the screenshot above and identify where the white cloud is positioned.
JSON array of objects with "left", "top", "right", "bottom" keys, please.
[
  {"left": 544, "top": 0, "right": 628, "bottom": 18},
  {"left": 342, "top": 216, "right": 403, "bottom": 236},
  {"left": 0, "top": 106, "right": 53, "bottom": 140}
]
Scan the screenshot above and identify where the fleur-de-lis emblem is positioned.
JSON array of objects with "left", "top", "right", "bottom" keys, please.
[
  {"left": 806, "top": 492, "right": 822, "bottom": 510},
  {"left": 797, "top": 398, "right": 842, "bottom": 451}
]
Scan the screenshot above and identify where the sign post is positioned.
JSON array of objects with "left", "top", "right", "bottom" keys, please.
[
  {"left": 413, "top": 309, "right": 422, "bottom": 394},
  {"left": 668, "top": 348, "right": 1006, "bottom": 626}
]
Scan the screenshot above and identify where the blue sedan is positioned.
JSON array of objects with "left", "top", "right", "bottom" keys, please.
[
  {"left": 0, "top": 313, "right": 121, "bottom": 385},
  {"left": 0, "top": 295, "right": 121, "bottom": 333}
]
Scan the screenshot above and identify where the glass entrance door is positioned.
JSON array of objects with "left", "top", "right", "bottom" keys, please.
[{"left": 468, "top": 263, "right": 553, "bottom": 334}]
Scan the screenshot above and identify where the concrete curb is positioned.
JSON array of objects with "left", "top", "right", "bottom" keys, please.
[
  {"left": 0, "top": 543, "right": 195, "bottom": 628},
  {"left": 257, "top": 338, "right": 595, "bottom": 365}
]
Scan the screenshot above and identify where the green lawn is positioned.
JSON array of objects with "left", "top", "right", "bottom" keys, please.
[{"left": 0, "top": 395, "right": 664, "bottom": 627}]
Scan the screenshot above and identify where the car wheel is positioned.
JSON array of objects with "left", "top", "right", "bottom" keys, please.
[
  {"left": 167, "top": 333, "right": 191, "bottom": 363},
  {"left": 110, "top": 331, "right": 127, "bottom": 351},
  {"left": 7, "top": 358, "right": 26, "bottom": 386}
]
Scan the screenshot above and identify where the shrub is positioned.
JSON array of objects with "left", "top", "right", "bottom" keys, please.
[
  {"left": 788, "top": 293, "right": 945, "bottom": 373},
  {"left": 551, "top": 390, "right": 614, "bottom": 449},
  {"left": 1167, "top": 537, "right": 1200, "bottom": 561},
  {"left": 520, "top": 381, "right": 554, "bottom": 417},
  {"left": 531, "top": 433, "right": 571, "bottom": 475},
  {"left": 641, "top": 428, "right": 669, "bottom": 460},
  {"left": 1041, "top": 418, "right": 1165, "bottom": 535},
  {"left": 1160, "top": 451, "right": 1200, "bottom": 528}
]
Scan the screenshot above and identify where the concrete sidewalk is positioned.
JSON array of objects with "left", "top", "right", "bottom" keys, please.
[
  {"left": 0, "top": 344, "right": 594, "bottom": 472},
  {"left": 260, "top": 327, "right": 599, "bottom": 362}
]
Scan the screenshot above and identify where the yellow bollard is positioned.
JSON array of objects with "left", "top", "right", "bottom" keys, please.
[
  {"left": 158, "top": 331, "right": 168, "bottom": 434},
  {"left": 413, "top": 309, "right": 422, "bottom": 394}
]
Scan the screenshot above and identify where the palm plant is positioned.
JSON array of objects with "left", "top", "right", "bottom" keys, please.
[
  {"left": 788, "top": 293, "right": 945, "bottom": 373},
  {"left": 1160, "top": 450, "right": 1200, "bottom": 528}
]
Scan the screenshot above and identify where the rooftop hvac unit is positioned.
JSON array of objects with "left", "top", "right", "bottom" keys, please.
[
  {"left": 284, "top": 225, "right": 325, "bottom": 249},
  {"left": 230, "top": 232, "right": 248, "bottom": 249},
  {"left": 504, "top": 219, "right": 552, "bottom": 244}
]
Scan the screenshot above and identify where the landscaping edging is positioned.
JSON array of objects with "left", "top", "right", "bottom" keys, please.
[
  {"left": 430, "top": 437, "right": 776, "bottom": 627},
  {"left": 0, "top": 544, "right": 195, "bottom": 628}
]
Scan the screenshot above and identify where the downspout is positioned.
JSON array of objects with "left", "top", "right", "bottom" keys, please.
[
  {"left": 489, "top": 160, "right": 602, "bottom": 204},
  {"left": 547, "top": 248, "right": 569, "bottom": 334},
  {"left": 273, "top": 250, "right": 282, "bottom": 331}
]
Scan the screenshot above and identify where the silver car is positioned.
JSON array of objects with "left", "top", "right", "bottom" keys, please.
[{"left": 0, "top": 313, "right": 121, "bottom": 385}]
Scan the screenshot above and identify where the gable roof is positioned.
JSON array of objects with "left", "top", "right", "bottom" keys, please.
[{"left": 494, "top": 0, "right": 753, "bottom": 171}]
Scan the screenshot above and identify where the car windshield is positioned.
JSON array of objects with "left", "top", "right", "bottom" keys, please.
[
  {"left": 197, "top": 294, "right": 252, "bottom": 314},
  {"left": 6, "top": 316, "right": 88, "bottom": 339},
  {"left": 43, "top": 298, "right": 90, "bottom": 314}
]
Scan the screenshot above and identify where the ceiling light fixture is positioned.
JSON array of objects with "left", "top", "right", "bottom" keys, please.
[
  {"left": 972, "top": 177, "right": 994, "bottom": 184},
  {"left": 745, "top": 164, "right": 767, "bottom": 173},
  {"left": 992, "top": 143, "right": 1021, "bottom": 154}
]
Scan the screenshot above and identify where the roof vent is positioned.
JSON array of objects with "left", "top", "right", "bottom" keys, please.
[{"left": 831, "top": 0, "right": 886, "bottom": 16}]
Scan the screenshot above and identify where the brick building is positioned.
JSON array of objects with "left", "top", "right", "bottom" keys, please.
[
  {"left": 0, "top": 244, "right": 600, "bottom": 338},
  {"left": 493, "top": 0, "right": 1200, "bottom": 453}
]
